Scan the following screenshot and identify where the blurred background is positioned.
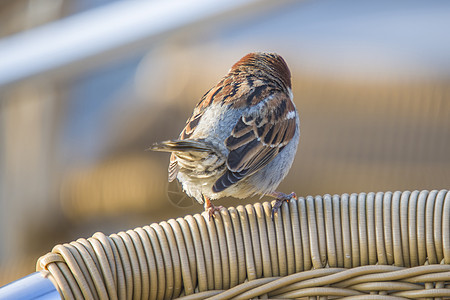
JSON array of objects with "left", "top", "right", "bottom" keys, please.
[{"left": 1, "top": 0, "right": 449, "bottom": 286}]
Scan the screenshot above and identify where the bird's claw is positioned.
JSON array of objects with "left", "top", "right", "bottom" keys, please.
[
  {"left": 205, "top": 204, "right": 224, "bottom": 221},
  {"left": 271, "top": 192, "right": 297, "bottom": 220}
]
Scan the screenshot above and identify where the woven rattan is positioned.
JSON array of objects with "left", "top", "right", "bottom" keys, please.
[{"left": 37, "top": 189, "right": 450, "bottom": 299}]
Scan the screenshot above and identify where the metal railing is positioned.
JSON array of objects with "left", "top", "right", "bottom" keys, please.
[{"left": 0, "top": 0, "right": 288, "bottom": 89}]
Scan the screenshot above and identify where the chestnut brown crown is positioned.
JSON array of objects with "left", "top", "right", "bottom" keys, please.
[{"left": 230, "top": 52, "right": 292, "bottom": 91}]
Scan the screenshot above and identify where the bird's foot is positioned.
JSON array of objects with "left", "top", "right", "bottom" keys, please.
[
  {"left": 269, "top": 191, "right": 297, "bottom": 219},
  {"left": 204, "top": 197, "right": 223, "bottom": 220}
]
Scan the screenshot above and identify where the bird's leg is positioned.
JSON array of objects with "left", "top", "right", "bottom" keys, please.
[
  {"left": 203, "top": 195, "right": 223, "bottom": 220},
  {"left": 268, "top": 191, "right": 297, "bottom": 219}
]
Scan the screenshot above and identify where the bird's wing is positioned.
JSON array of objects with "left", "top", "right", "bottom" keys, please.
[
  {"left": 168, "top": 153, "right": 179, "bottom": 182},
  {"left": 169, "top": 74, "right": 248, "bottom": 180},
  {"left": 213, "top": 90, "right": 297, "bottom": 192}
]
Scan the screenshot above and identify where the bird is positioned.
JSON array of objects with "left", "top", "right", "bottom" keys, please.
[{"left": 150, "top": 52, "right": 300, "bottom": 219}]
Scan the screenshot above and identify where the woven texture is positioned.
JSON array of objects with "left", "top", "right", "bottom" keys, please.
[{"left": 37, "top": 190, "right": 450, "bottom": 299}]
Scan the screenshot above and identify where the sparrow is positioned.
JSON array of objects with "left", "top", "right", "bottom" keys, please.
[{"left": 151, "top": 52, "right": 300, "bottom": 219}]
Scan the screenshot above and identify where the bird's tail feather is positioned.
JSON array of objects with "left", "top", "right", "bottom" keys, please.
[{"left": 149, "top": 139, "right": 214, "bottom": 153}]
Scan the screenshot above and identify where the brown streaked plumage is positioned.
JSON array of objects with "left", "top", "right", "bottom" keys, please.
[{"left": 151, "top": 52, "right": 300, "bottom": 219}]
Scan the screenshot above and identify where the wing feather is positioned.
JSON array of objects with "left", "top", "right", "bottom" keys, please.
[
  {"left": 213, "top": 90, "right": 297, "bottom": 192},
  {"left": 168, "top": 153, "right": 179, "bottom": 182}
]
